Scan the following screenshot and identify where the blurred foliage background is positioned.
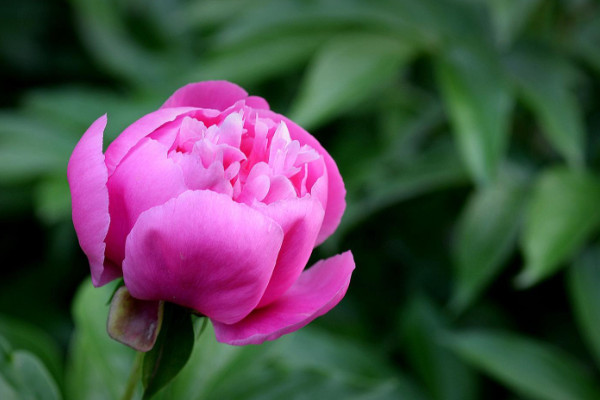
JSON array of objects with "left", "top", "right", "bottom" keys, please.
[{"left": 2, "top": 0, "right": 600, "bottom": 398}]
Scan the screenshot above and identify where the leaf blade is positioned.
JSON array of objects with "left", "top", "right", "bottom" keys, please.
[
  {"left": 446, "top": 330, "right": 600, "bottom": 400},
  {"left": 518, "top": 168, "right": 600, "bottom": 287},
  {"left": 289, "top": 33, "right": 415, "bottom": 129}
]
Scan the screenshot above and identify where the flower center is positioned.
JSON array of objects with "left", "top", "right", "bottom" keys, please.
[{"left": 168, "top": 110, "right": 320, "bottom": 205}]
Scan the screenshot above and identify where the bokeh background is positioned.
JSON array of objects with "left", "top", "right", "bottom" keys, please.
[{"left": 2, "top": 0, "right": 600, "bottom": 399}]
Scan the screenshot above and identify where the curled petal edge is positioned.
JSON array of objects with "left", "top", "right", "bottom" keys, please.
[{"left": 213, "top": 251, "right": 355, "bottom": 345}]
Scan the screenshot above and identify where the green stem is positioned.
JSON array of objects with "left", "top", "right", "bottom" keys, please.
[{"left": 121, "top": 351, "right": 144, "bottom": 400}]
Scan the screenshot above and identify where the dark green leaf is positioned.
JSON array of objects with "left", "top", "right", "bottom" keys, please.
[
  {"left": 142, "top": 303, "right": 194, "bottom": 399},
  {"left": 507, "top": 49, "right": 585, "bottom": 167},
  {"left": 518, "top": 168, "right": 600, "bottom": 287},
  {"left": 69, "top": 0, "right": 173, "bottom": 87},
  {"left": 487, "top": 0, "right": 542, "bottom": 47},
  {"left": 289, "top": 33, "right": 414, "bottom": 129},
  {"left": 566, "top": 9, "right": 600, "bottom": 76},
  {"left": 213, "top": 0, "right": 412, "bottom": 49},
  {"left": 192, "top": 32, "right": 332, "bottom": 86},
  {"left": 451, "top": 171, "right": 528, "bottom": 311},
  {"left": 446, "top": 330, "right": 600, "bottom": 400},
  {"left": 400, "top": 297, "right": 479, "bottom": 400},
  {"left": 568, "top": 247, "right": 600, "bottom": 368},
  {"left": 435, "top": 43, "right": 513, "bottom": 185},
  {"left": 336, "top": 139, "right": 469, "bottom": 242}
]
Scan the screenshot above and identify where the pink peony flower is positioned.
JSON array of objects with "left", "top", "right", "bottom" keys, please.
[{"left": 68, "top": 81, "right": 354, "bottom": 345}]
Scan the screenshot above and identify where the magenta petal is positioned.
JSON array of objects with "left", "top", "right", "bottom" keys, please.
[
  {"left": 245, "top": 96, "right": 270, "bottom": 110},
  {"left": 104, "top": 138, "right": 188, "bottom": 265},
  {"left": 257, "top": 110, "right": 346, "bottom": 244},
  {"left": 104, "top": 107, "right": 197, "bottom": 176},
  {"left": 161, "top": 81, "right": 250, "bottom": 111},
  {"left": 122, "top": 190, "right": 284, "bottom": 324},
  {"left": 254, "top": 197, "right": 325, "bottom": 307},
  {"left": 213, "top": 251, "right": 355, "bottom": 345},
  {"left": 67, "top": 115, "right": 118, "bottom": 286}
]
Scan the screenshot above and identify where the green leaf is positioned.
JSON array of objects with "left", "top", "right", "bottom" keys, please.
[
  {"left": 213, "top": 0, "right": 413, "bottom": 50},
  {"left": 66, "top": 279, "right": 138, "bottom": 400},
  {"left": 507, "top": 49, "right": 585, "bottom": 167},
  {"left": 568, "top": 247, "right": 600, "bottom": 368},
  {"left": 445, "top": 330, "right": 600, "bottom": 400},
  {"left": 566, "top": 9, "right": 600, "bottom": 76},
  {"left": 518, "top": 168, "right": 600, "bottom": 287},
  {"left": 336, "top": 139, "right": 469, "bottom": 242},
  {"left": 0, "top": 114, "right": 73, "bottom": 183},
  {"left": 0, "top": 337, "right": 61, "bottom": 400},
  {"left": 451, "top": 172, "right": 528, "bottom": 311},
  {"left": 142, "top": 304, "right": 194, "bottom": 399},
  {"left": 34, "top": 175, "right": 71, "bottom": 225},
  {"left": 487, "top": 0, "right": 542, "bottom": 47},
  {"left": 289, "top": 33, "right": 414, "bottom": 129},
  {"left": 0, "top": 315, "right": 63, "bottom": 387},
  {"left": 69, "top": 0, "right": 173, "bottom": 87},
  {"left": 400, "top": 297, "right": 479, "bottom": 400},
  {"left": 192, "top": 32, "right": 332, "bottom": 86},
  {"left": 435, "top": 43, "right": 513, "bottom": 185},
  {"left": 21, "top": 87, "right": 162, "bottom": 143},
  {"left": 156, "top": 323, "right": 427, "bottom": 400}
]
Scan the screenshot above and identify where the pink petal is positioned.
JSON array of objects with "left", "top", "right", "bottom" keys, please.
[
  {"left": 122, "top": 190, "right": 284, "bottom": 324},
  {"left": 257, "top": 110, "right": 346, "bottom": 245},
  {"left": 104, "top": 138, "right": 188, "bottom": 265},
  {"left": 104, "top": 107, "right": 199, "bottom": 176},
  {"left": 245, "top": 96, "right": 270, "bottom": 110},
  {"left": 161, "top": 81, "right": 250, "bottom": 111},
  {"left": 213, "top": 251, "right": 355, "bottom": 345},
  {"left": 67, "top": 115, "right": 119, "bottom": 286},
  {"left": 254, "top": 196, "right": 325, "bottom": 307}
]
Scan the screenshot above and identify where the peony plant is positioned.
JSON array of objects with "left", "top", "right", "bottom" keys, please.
[{"left": 68, "top": 81, "right": 354, "bottom": 395}]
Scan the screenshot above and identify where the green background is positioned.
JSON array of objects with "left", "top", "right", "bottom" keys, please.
[{"left": 2, "top": 0, "right": 600, "bottom": 398}]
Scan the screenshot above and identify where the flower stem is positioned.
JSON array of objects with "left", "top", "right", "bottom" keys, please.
[{"left": 121, "top": 351, "right": 144, "bottom": 400}]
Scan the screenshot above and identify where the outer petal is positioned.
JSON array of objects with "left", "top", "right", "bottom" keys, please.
[
  {"left": 104, "top": 138, "right": 188, "bottom": 265},
  {"left": 122, "top": 190, "right": 284, "bottom": 324},
  {"left": 161, "top": 81, "right": 250, "bottom": 111},
  {"left": 67, "top": 115, "right": 119, "bottom": 286},
  {"left": 104, "top": 107, "right": 199, "bottom": 176},
  {"left": 245, "top": 96, "right": 270, "bottom": 110},
  {"left": 213, "top": 251, "right": 355, "bottom": 345},
  {"left": 254, "top": 196, "right": 325, "bottom": 307},
  {"left": 257, "top": 110, "right": 346, "bottom": 244}
]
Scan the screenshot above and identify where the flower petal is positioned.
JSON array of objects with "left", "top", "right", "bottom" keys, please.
[
  {"left": 161, "top": 81, "right": 250, "bottom": 111},
  {"left": 257, "top": 110, "right": 346, "bottom": 244},
  {"left": 245, "top": 96, "right": 270, "bottom": 110},
  {"left": 104, "top": 138, "right": 188, "bottom": 265},
  {"left": 213, "top": 251, "right": 355, "bottom": 345},
  {"left": 254, "top": 197, "right": 325, "bottom": 307},
  {"left": 122, "top": 190, "right": 284, "bottom": 324},
  {"left": 104, "top": 107, "right": 198, "bottom": 176},
  {"left": 67, "top": 115, "right": 118, "bottom": 286}
]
